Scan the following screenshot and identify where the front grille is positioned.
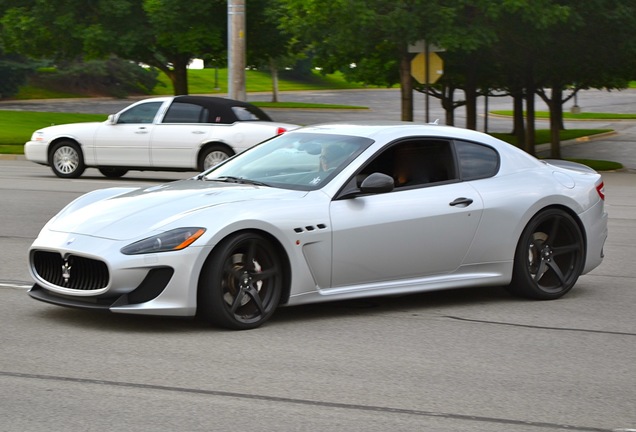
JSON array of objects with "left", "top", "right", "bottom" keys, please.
[{"left": 33, "top": 251, "right": 109, "bottom": 291}]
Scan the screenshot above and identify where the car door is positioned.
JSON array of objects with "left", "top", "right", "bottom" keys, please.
[
  {"left": 93, "top": 101, "right": 165, "bottom": 166},
  {"left": 150, "top": 99, "right": 216, "bottom": 168},
  {"left": 328, "top": 138, "right": 484, "bottom": 289}
]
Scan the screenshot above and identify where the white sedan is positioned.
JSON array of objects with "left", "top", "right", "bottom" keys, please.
[
  {"left": 27, "top": 122, "right": 608, "bottom": 329},
  {"left": 24, "top": 96, "right": 299, "bottom": 178}
]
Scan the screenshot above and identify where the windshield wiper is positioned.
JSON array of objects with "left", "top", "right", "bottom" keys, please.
[{"left": 207, "top": 176, "right": 269, "bottom": 187}]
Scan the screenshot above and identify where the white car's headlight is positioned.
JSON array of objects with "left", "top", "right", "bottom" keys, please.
[
  {"left": 31, "top": 130, "right": 45, "bottom": 141},
  {"left": 121, "top": 227, "right": 206, "bottom": 255}
]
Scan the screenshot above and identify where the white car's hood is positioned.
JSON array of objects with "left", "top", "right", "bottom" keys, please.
[
  {"left": 39, "top": 121, "right": 104, "bottom": 136},
  {"left": 47, "top": 180, "right": 307, "bottom": 240}
]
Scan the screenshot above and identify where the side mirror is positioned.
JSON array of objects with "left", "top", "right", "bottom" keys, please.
[
  {"left": 359, "top": 172, "right": 394, "bottom": 194},
  {"left": 107, "top": 114, "right": 116, "bottom": 124}
]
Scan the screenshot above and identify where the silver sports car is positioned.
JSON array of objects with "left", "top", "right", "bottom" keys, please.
[{"left": 28, "top": 122, "right": 608, "bottom": 329}]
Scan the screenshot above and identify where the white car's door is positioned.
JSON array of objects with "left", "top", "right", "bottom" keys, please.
[
  {"left": 150, "top": 124, "right": 218, "bottom": 169},
  {"left": 93, "top": 101, "right": 165, "bottom": 166},
  {"left": 329, "top": 182, "right": 483, "bottom": 288}
]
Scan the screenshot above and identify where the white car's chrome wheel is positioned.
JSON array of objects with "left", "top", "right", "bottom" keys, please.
[
  {"left": 200, "top": 145, "right": 233, "bottom": 171},
  {"left": 51, "top": 141, "right": 85, "bottom": 178}
]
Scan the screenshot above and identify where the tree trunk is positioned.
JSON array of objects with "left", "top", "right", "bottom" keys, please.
[
  {"left": 269, "top": 57, "right": 279, "bottom": 103},
  {"left": 399, "top": 49, "right": 413, "bottom": 121},
  {"left": 171, "top": 56, "right": 190, "bottom": 96},
  {"left": 464, "top": 69, "right": 477, "bottom": 130},
  {"left": 442, "top": 85, "right": 455, "bottom": 126},
  {"left": 524, "top": 70, "right": 537, "bottom": 155},
  {"left": 549, "top": 86, "right": 563, "bottom": 158},
  {"left": 511, "top": 87, "right": 525, "bottom": 148}
]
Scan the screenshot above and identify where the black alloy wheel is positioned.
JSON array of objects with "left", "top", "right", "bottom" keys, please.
[
  {"left": 198, "top": 232, "right": 283, "bottom": 330},
  {"left": 509, "top": 208, "right": 585, "bottom": 300}
]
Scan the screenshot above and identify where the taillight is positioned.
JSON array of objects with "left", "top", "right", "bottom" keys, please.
[
  {"left": 276, "top": 127, "right": 287, "bottom": 135},
  {"left": 596, "top": 181, "right": 605, "bottom": 201}
]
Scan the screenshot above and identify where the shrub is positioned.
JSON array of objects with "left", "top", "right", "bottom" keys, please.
[{"left": 31, "top": 56, "right": 160, "bottom": 98}]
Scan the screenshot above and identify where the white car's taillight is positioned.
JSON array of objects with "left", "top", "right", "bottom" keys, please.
[{"left": 596, "top": 181, "right": 605, "bottom": 201}]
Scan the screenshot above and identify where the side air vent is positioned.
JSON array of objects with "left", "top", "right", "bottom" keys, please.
[{"left": 293, "top": 224, "right": 328, "bottom": 233}]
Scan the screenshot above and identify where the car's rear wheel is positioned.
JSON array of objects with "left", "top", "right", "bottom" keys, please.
[
  {"left": 198, "top": 232, "right": 283, "bottom": 330},
  {"left": 509, "top": 208, "right": 584, "bottom": 299},
  {"left": 98, "top": 167, "right": 129, "bottom": 178},
  {"left": 50, "top": 141, "right": 85, "bottom": 178},
  {"left": 199, "top": 145, "right": 233, "bottom": 171}
]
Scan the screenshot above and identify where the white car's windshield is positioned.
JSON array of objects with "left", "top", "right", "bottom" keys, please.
[{"left": 202, "top": 133, "right": 373, "bottom": 190}]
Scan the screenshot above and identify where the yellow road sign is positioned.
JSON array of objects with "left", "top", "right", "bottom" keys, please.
[{"left": 411, "top": 52, "right": 444, "bottom": 84}]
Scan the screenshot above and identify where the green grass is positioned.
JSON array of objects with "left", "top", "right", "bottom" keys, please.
[
  {"left": 492, "top": 129, "right": 622, "bottom": 171},
  {"left": 152, "top": 68, "right": 380, "bottom": 95},
  {"left": 0, "top": 111, "right": 106, "bottom": 152},
  {"left": 491, "top": 110, "right": 636, "bottom": 120},
  {"left": 12, "top": 68, "right": 378, "bottom": 100}
]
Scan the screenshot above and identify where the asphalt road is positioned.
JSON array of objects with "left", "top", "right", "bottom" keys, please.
[
  {"left": 1, "top": 166, "right": 635, "bottom": 431},
  {"left": 1, "top": 89, "right": 635, "bottom": 431}
]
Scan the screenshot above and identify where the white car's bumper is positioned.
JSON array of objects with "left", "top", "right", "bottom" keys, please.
[{"left": 24, "top": 140, "right": 49, "bottom": 164}]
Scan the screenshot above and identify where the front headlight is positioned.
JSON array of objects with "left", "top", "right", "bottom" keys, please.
[
  {"left": 31, "top": 130, "right": 45, "bottom": 141},
  {"left": 121, "top": 227, "right": 206, "bottom": 255}
]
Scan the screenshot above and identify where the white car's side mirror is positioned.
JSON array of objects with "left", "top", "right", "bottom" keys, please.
[{"left": 107, "top": 114, "right": 116, "bottom": 124}]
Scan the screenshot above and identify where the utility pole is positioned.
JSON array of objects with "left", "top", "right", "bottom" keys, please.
[{"left": 228, "top": 0, "right": 246, "bottom": 101}]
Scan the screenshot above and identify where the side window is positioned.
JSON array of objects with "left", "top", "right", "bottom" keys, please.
[
  {"left": 357, "top": 139, "right": 456, "bottom": 189},
  {"left": 117, "top": 102, "right": 163, "bottom": 124},
  {"left": 455, "top": 140, "right": 499, "bottom": 180},
  {"left": 162, "top": 102, "right": 209, "bottom": 123}
]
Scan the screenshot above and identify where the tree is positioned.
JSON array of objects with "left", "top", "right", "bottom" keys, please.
[
  {"left": 246, "top": 0, "right": 295, "bottom": 102},
  {"left": 535, "top": 0, "right": 636, "bottom": 157},
  {"left": 0, "top": 0, "right": 227, "bottom": 95},
  {"left": 279, "top": 0, "right": 451, "bottom": 121}
]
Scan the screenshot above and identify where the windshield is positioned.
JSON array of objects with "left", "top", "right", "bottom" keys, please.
[{"left": 202, "top": 132, "right": 373, "bottom": 190}]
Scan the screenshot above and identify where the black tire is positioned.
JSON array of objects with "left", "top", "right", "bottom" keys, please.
[
  {"left": 198, "top": 232, "right": 283, "bottom": 330},
  {"left": 50, "top": 141, "right": 85, "bottom": 178},
  {"left": 509, "top": 208, "right": 585, "bottom": 300},
  {"left": 199, "top": 145, "right": 233, "bottom": 171},
  {"left": 98, "top": 167, "right": 129, "bottom": 178}
]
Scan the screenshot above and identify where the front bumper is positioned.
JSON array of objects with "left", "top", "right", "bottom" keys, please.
[{"left": 28, "top": 231, "right": 211, "bottom": 317}]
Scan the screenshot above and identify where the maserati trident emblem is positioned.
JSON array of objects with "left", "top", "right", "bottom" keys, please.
[{"left": 61, "top": 260, "right": 72, "bottom": 285}]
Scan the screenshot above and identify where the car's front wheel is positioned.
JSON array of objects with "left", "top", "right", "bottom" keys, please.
[
  {"left": 198, "top": 232, "right": 283, "bottom": 330},
  {"left": 50, "top": 141, "right": 85, "bottom": 178},
  {"left": 199, "top": 145, "right": 233, "bottom": 171},
  {"left": 509, "top": 208, "right": 585, "bottom": 299}
]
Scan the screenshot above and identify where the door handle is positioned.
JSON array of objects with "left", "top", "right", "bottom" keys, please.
[{"left": 449, "top": 197, "right": 473, "bottom": 207}]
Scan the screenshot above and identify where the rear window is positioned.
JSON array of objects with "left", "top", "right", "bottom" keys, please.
[
  {"left": 455, "top": 140, "right": 499, "bottom": 180},
  {"left": 163, "top": 102, "right": 208, "bottom": 123}
]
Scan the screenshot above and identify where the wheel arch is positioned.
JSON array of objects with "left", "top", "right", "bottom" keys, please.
[
  {"left": 522, "top": 203, "right": 587, "bottom": 251},
  {"left": 198, "top": 228, "right": 293, "bottom": 306},
  {"left": 47, "top": 137, "right": 83, "bottom": 165},
  {"left": 197, "top": 141, "right": 235, "bottom": 170}
]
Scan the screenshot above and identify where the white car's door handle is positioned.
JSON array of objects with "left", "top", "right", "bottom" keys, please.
[
  {"left": 135, "top": 127, "right": 148, "bottom": 134},
  {"left": 449, "top": 197, "right": 473, "bottom": 207},
  {"left": 191, "top": 130, "right": 206, "bottom": 134}
]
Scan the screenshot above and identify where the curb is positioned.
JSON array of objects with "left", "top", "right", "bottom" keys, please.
[{"left": 0, "top": 154, "right": 26, "bottom": 161}]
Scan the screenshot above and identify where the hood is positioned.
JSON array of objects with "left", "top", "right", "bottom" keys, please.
[
  {"left": 40, "top": 122, "right": 104, "bottom": 135},
  {"left": 47, "top": 179, "right": 307, "bottom": 240}
]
